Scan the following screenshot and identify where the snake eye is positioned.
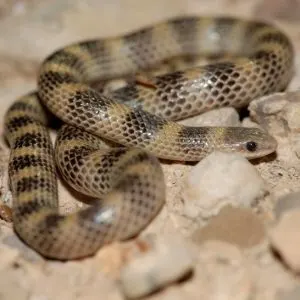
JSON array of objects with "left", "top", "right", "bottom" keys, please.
[{"left": 246, "top": 141, "right": 257, "bottom": 152}]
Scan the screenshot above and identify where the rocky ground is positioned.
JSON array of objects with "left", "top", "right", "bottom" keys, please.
[{"left": 1, "top": 0, "right": 300, "bottom": 299}]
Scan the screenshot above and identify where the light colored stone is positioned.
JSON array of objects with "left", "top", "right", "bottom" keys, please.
[
  {"left": 284, "top": 102, "right": 300, "bottom": 131},
  {"left": 119, "top": 235, "right": 194, "bottom": 299},
  {"left": 179, "top": 107, "right": 240, "bottom": 127},
  {"left": 249, "top": 91, "right": 300, "bottom": 166},
  {"left": 274, "top": 192, "right": 300, "bottom": 219},
  {"left": 182, "top": 151, "right": 267, "bottom": 219},
  {"left": 192, "top": 206, "right": 266, "bottom": 248},
  {"left": 242, "top": 117, "right": 261, "bottom": 128},
  {"left": 269, "top": 209, "right": 300, "bottom": 272}
]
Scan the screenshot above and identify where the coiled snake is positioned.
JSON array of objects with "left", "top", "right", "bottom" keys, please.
[{"left": 4, "top": 16, "right": 294, "bottom": 259}]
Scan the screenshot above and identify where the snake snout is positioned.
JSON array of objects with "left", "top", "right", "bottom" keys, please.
[
  {"left": 221, "top": 127, "right": 277, "bottom": 159},
  {"left": 239, "top": 128, "right": 277, "bottom": 159}
]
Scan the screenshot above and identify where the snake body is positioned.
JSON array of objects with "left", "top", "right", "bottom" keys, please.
[{"left": 4, "top": 16, "right": 293, "bottom": 259}]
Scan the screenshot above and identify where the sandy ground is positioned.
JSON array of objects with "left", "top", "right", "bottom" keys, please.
[{"left": 1, "top": 0, "right": 300, "bottom": 299}]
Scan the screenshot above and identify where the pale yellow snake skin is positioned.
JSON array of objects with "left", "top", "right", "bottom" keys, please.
[{"left": 4, "top": 16, "right": 294, "bottom": 259}]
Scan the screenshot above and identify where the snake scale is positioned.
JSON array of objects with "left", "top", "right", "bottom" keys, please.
[{"left": 4, "top": 16, "right": 294, "bottom": 259}]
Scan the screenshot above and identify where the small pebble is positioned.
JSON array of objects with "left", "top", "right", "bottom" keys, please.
[
  {"left": 182, "top": 151, "right": 267, "bottom": 219},
  {"left": 192, "top": 206, "right": 266, "bottom": 249},
  {"left": 242, "top": 117, "right": 261, "bottom": 128},
  {"left": 104, "top": 79, "right": 128, "bottom": 92},
  {"left": 284, "top": 102, "right": 300, "bottom": 131},
  {"left": 269, "top": 209, "right": 300, "bottom": 272},
  {"left": 250, "top": 93, "right": 288, "bottom": 115},
  {"left": 179, "top": 107, "right": 240, "bottom": 127},
  {"left": 274, "top": 192, "right": 300, "bottom": 219},
  {"left": 119, "top": 235, "right": 193, "bottom": 299},
  {"left": 249, "top": 91, "right": 300, "bottom": 164},
  {"left": 0, "top": 204, "right": 13, "bottom": 222}
]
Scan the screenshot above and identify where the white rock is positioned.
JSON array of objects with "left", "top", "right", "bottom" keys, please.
[
  {"left": 182, "top": 151, "right": 267, "bottom": 219},
  {"left": 249, "top": 91, "right": 300, "bottom": 165},
  {"left": 179, "top": 107, "right": 240, "bottom": 127},
  {"left": 119, "top": 235, "right": 194, "bottom": 299},
  {"left": 241, "top": 117, "right": 261, "bottom": 128},
  {"left": 284, "top": 102, "right": 300, "bottom": 131},
  {"left": 282, "top": 101, "right": 300, "bottom": 158},
  {"left": 274, "top": 192, "right": 300, "bottom": 219},
  {"left": 269, "top": 209, "right": 300, "bottom": 272}
]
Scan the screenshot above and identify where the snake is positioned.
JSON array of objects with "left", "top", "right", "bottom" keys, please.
[{"left": 4, "top": 16, "right": 294, "bottom": 260}]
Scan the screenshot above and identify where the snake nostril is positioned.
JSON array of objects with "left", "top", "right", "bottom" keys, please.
[{"left": 246, "top": 141, "right": 257, "bottom": 152}]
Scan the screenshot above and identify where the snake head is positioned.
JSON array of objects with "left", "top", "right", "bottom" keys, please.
[{"left": 220, "top": 127, "right": 278, "bottom": 159}]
